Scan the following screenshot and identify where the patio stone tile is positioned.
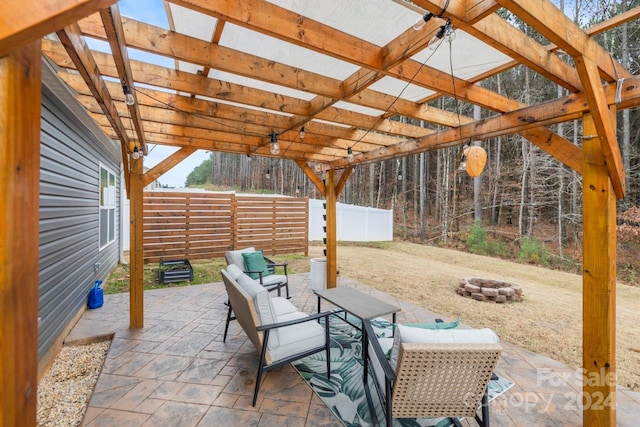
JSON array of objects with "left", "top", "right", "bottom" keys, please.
[
  {"left": 212, "top": 392, "right": 240, "bottom": 408},
  {"left": 257, "top": 413, "right": 306, "bottom": 427},
  {"left": 134, "top": 354, "right": 194, "bottom": 380},
  {"left": 110, "top": 379, "right": 163, "bottom": 412},
  {"left": 175, "top": 359, "right": 226, "bottom": 384},
  {"left": 141, "top": 401, "right": 208, "bottom": 427},
  {"left": 223, "top": 368, "right": 256, "bottom": 396},
  {"left": 497, "top": 390, "right": 561, "bottom": 426},
  {"left": 107, "top": 337, "right": 143, "bottom": 358},
  {"left": 191, "top": 323, "right": 216, "bottom": 333},
  {"left": 131, "top": 339, "right": 165, "bottom": 353},
  {"left": 304, "top": 403, "right": 341, "bottom": 427},
  {"left": 82, "top": 409, "right": 151, "bottom": 426},
  {"left": 147, "top": 381, "right": 185, "bottom": 400},
  {"left": 102, "top": 351, "right": 155, "bottom": 376},
  {"left": 171, "top": 383, "right": 223, "bottom": 405},
  {"left": 210, "top": 374, "right": 234, "bottom": 387},
  {"left": 225, "top": 352, "right": 260, "bottom": 369},
  {"left": 144, "top": 336, "right": 182, "bottom": 354},
  {"left": 234, "top": 394, "right": 264, "bottom": 411},
  {"left": 197, "top": 406, "right": 261, "bottom": 426},
  {"left": 218, "top": 365, "right": 240, "bottom": 377},
  {"left": 81, "top": 406, "right": 105, "bottom": 425},
  {"left": 204, "top": 336, "right": 245, "bottom": 353},
  {"left": 164, "top": 331, "right": 214, "bottom": 357},
  {"left": 89, "top": 381, "right": 141, "bottom": 409},
  {"left": 92, "top": 373, "right": 142, "bottom": 393},
  {"left": 260, "top": 371, "right": 313, "bottom": 404},
  {"left": 259, "top": 397, "right": 310, "bottom": 418}
]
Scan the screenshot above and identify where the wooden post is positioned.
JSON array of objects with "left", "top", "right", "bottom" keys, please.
[
  {"left": 325, "top": 170, "right": 337, "bottom": 288},
  {"left": 0, "top": 41, "right": 41, "bottom": 427},
  {"left": 129, "top": 156, "right": 144, "bottom": 328},
  {"left": 582, "top": 113, "right": 616, "bottom": 426}
]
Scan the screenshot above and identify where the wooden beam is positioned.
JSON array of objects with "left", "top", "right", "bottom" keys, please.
[
  {"left": 100, "top": 4, "right": 148, "bottom": 154},
  {"left": 295, "top": 160, "right": 325, "bottom": 195},
  {"left": 0, "top": 41, "right": 41, "bottom": 427},
  {"left": 575, "top": 55, "right": 625, "bottom": 198},
  {"left": 0, "top": 0, "right": 116, "bottom": 57},
  {"left": 129, "top": 156, "right": 144, "bottom": 329},
  {"left": 412, "top": 0, "right": 583, "bottom": 92},
  {"left": 71, "top": 14, "right": 570, "bottom": 166},
  {"left": 582, "top": 113, "right": 617, "bottom": 427},
  {"left": 325, "top": 169, "right": 338, "bottom": 289},
  {"left": 70, "top": 20, "right": 471, "bottom": 129},
  {"left": 495, "top": 0, "right": 631, "bottom": 81},
  {"left": 587, "top": 6, "right": 640, "bottom": 36},
  {"left": 464, "top": 0, "right": 500, "bottom": 23},
  {"left": 335, "top": 167, "right": 354, "bottom": 198},
  {"left": 143, "top": 147, "right": 196, "bottom": 187},
  {"left": 166, "top": 0, "right": 382, "bottom": 69},
  {"left": 56, "top": 23, "right": 131, "bottom": 194}
]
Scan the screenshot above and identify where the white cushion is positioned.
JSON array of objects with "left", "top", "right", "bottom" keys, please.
[
  {"left": 236, "top": 274, "right": 276, "bottom": 327},
  {"left": 225, "top": 247, "right": 255, "bottom": 270},
  {"left": 269, "top": 316, "right": 326, "bottom": 362},
  {"left": 389, "top": 325, "right": 499, "bottom": 370},
  {"left": 225, "top": 264, "right": 244, "bottom": 280},
  {"left": 259, "top": 274, "right": 287, "bottom": 286},
  {"left": 271, "top": 297, "right": 298, "bottom": 316}
]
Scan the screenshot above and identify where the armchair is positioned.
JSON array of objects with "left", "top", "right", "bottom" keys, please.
[
  {"left": 225, "top": 247, "right": 290, "bottom": 298},
  {"left": 221, "top": 268, "right": 335, "bottom": 406},
  {"left": 362, "top": 320, "right": 501, "bottom": 427}
]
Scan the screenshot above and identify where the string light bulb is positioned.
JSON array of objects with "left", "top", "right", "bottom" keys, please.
[
  {"left": 122, "top": 85, "right": 135, "bottom": 106},
  {"left": 131, "top": 147, "right": 141, "bottom": 159},
  {"left": 412, "top": 12, "right": 433, "bottom": 31},
  {"left": 266, "top": 169, "right": 271, "bottom": 180},
  {"left": 269, "top": 132, "right": 280, "bottom": 155},
  {"left": 299, "top": 126, "right": 305, "bottom": 140},
  {"left": 398, "top": 172, "right": 403, "bottom": 181},
  {"left": 428, "top": 19, "right": 455, "bottom": 50},
  {"left": 347, "top": 147, "right": 354, "bottom": 162},
  {"left": 458, "top": 155, "right": 467, "bottom": 171}
]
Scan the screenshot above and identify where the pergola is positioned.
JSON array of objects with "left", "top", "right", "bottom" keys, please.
[{"left": 2, "top": 0, "right": 640, "bottom": 425}]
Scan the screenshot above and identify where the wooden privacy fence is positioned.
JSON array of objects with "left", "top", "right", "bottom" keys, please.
[{"left": 143, "top": 192, "right": 309, "bottom": 263}]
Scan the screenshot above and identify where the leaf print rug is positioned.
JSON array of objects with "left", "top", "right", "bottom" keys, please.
[{"left": 292, "top": 316, "right": 513, "bottom": 427}]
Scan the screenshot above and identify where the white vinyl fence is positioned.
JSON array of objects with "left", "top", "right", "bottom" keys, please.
[{"left": 309, "top": 199, "right": 393, "bottom": 241}]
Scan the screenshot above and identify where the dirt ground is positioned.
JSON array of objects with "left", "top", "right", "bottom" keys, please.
[{"left": 286, "top": 241, "right": 640, "bottom": 392}]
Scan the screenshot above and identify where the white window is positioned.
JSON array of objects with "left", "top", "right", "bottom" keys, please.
[{"left": 99, "top": 164, "right": 116, "bottom": 250}]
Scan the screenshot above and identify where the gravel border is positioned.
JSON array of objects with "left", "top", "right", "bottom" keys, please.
[{"left": 37, "top": 340, "right": 111, "bottom": 426}]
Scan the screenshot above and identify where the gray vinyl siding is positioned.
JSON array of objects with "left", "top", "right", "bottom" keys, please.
[{"left": 38, "top": 77, "right": 121, "bottom": 360}]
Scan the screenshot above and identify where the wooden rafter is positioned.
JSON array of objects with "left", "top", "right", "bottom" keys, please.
[
  {"left": 143, "top": 147, "right": 196, "bottom": 187},
  {"left": 335, "top": 167, "right": 354, "bottom": 197},
  {"left": 330, "top": 75, "right": 640, "bottom": 170},
  {"left": 56, "top": 22, "right": 131, "bottom": 195},
  {"left": 296, "top": 160, "right": 326, "bottom": 195},
  {"left": 100, "top": 4, "right": 148, "bottom": 154},
  {"left": 496, "top": 0, "right": 632, "bottom": 82},
  {"left": 159, "top": 1, "right": 579, "bottom": 167},
  {"left": 0, "top": 0, "right": 116, "bottom": 57},
  {"left": 412, "top": 0, "right": 582, "bottom": 92}
]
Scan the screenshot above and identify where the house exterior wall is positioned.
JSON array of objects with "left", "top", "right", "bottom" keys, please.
[{"left": 38, "top": 64, "right": 121, "bottom": 361}]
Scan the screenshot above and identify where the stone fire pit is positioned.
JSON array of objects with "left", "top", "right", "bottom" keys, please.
[{"left": 457, "top": 278, "right": 523, "bottom": 303}]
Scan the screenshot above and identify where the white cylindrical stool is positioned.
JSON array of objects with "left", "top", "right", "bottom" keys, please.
[{"left": 310, "top": 257, "right": 327, "bottom": 291}]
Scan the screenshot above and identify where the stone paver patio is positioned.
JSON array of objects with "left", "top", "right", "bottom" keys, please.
[{"left": 66, "top": 274, "right": 640, "bottom": 426}]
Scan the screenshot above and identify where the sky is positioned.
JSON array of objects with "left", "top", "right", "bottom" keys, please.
[{"left": 116, "top": 0, "right": 211, "bottom": 187}]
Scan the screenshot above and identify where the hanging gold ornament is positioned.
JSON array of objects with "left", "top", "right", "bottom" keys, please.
[{"left": 464, "top": 145, "right": 487, "bottom": 178}]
